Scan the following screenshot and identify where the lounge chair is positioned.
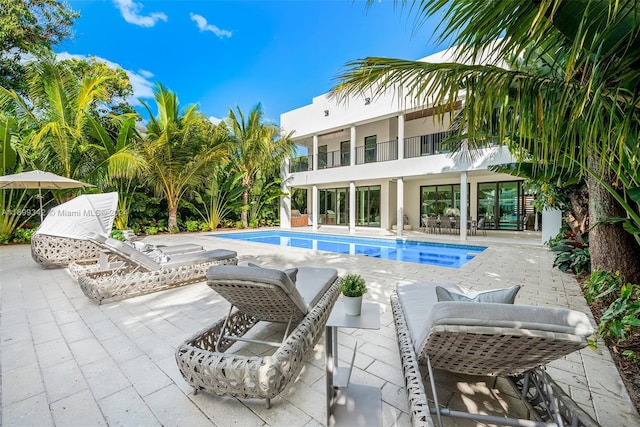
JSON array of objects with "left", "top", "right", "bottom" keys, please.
[
  {"left": 68, "top": 239, "right": 205, "bottom": 279},
  {"left": 175, "top": 265, "right": 341, "bottom": 408},
  {"left": 77, "top": 234, "right": 237, "bottom": 303},
  {"left": 31, "top": 192, "right": 118, "bottom": 268},
  {"left": 390, "top": 281, "right": 594, "bottom": 427}
]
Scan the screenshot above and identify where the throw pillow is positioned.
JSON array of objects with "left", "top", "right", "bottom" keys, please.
[{"left": 436, "top": 284, "right": 520, "bottom": 304}]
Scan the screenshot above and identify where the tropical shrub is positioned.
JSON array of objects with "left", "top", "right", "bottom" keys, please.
[
  {"left": 12, "top": 227, "right": 36, "bottom": 243},
  {"left": 596, "top": 283, "right": 640, "bottom": 362},
  {"left": 144, "top": 226, "right": 159, "bottom": 235},
  {"left": 583, "top": 269, "right": 623, "bottom": 305},
  {"left": 110, "top": 229, "right": 125, "bottom": 241},
  {"left": 185, "top": 220, "right": 200, "bottom": 232},
  {"left": 191, "top": 170, "right": 244, "bottom": 231},
  {"left": 551, "top": 234, "right": 591, "bottom": 275}
]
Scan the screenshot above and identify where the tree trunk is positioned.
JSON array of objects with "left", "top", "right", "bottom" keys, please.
[
  {"left": 241, "top": 190, "right": 249, "bottom": 228},
  {"left": 567, "top": 183, "right": 589, "bottom": 237},
  {"left": 168, "top": 204, "right": 178, "bottom": 233},
  {"left": 588, "top": 167, "right": 640, "bottom": 283}
]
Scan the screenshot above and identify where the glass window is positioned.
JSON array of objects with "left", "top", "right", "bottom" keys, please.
[
  {"left": 340, "top": 140, "right": 350, "bottom": 166},
  {"left": 364, "top": 135, "right": 377, "bottom": 163},
  {"left": 420, "top": 184, "right": 467, "bottom": 218},
  {"left": 318, "top": 145, "right": 327, "bottom": 168},
  {"left": 477, "top": 181, "right": 523, "bottom": 230},
  {"left": 356, "top": 185, "right": 381, "bottom": 227}
]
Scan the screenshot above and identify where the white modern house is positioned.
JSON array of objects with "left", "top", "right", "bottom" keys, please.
[{"left": 279, "top": 46, "right": 533, "bottom": 240}]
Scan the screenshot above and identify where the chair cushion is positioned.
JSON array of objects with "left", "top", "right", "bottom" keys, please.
[
  {"left": 245, "top": 264, "right": 336, "bottom": 308},
  {"left": 296, "top": 267, "right": 337, "bottom": 308},
  {"left": 248, "top": 263, "right": 298, "bottom": 284},
  {"left": 166, "top": 249, "right": 237, "bottom": 268},
  {"left": 207, "top": 265, "right": 309, "bottom": 314},
  {"left": 396, "top": 281, "right": 444, "bottom": 354},
  {"left": 436, "top": 285, "right": 520, "bottom": 304}
]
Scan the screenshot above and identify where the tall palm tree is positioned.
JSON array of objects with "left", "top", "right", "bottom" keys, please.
[
  {"left": 140, "top": 83, "right": 229, "bottom": 232},
  {"left": 0, "top": 56, "right": 112, "bottom": 180},
  {"left": 332, "top": 0, "right": 640, "bottom": 282},
  {"left": 227, "top": 103, "right": 294, "bottom": 227}
]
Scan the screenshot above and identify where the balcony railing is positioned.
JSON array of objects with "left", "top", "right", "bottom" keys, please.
[
  {"left": 289, "top": 155, "right": 313, "bottom": 173},
  {"left": 289, "top": 131, "right": 451, "bottom": 173},
  {"left": 318, "top": 150, "right": 348, "bottom": 169},
  {"left": 355, "top": 139, "right": 398, "bottom": 165},
  {"left": 404, "top": 131, "right": 449, "bottom": 158}
]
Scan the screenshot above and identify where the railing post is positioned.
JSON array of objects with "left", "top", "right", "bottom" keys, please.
[
  {"left": 312, "top": 135, "right": 318, "bottom": 171},
  {"left": 398, "top": 114, "right": 404, "bottom": 160}
]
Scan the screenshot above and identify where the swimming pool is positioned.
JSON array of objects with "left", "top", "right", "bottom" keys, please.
[{"left": 213, "top": 231, "right": 486, "bottom": 268}]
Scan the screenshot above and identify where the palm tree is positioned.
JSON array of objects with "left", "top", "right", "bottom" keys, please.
[
  {"left": 332, "top": 0, "right": 640, "bottom": 282},
  {"left": 140, "top": 83, "right": 229, "bottom": 232},
  {"left": 0, "top": 56, "right": 112, "bottom": 180},
  {"left": 227, "top": 103, "right": 294, "bottom": 228},
  {"left": 87, "top": 113, "right": 146, "bottom": 229}
]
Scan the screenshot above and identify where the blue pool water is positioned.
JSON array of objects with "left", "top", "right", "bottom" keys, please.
[{"left": 213, "top": 231, "right": 486, "bottom": 268}]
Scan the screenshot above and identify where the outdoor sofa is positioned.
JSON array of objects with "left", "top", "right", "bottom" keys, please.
[{"left": 175, "top": 264, "right": 340, "bottom": 408}]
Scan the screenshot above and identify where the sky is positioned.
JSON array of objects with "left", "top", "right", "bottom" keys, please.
[{"left": 60, "top": 0, "right": 448, "bottom": 126}]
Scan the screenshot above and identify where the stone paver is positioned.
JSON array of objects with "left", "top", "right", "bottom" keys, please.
[{"left": 1, "top": 228, "right": 639, "bottom": 426}]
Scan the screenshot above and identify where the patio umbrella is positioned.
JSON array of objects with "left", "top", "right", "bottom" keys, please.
[{"left": 0, "top": 170, "right": 93, "bottom": 222}]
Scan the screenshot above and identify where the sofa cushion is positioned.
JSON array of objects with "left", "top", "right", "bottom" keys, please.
[{"left": 436, "top": 284, "right": 520, "bottom": 304}]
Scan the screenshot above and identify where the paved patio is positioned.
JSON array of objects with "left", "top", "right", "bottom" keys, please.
[{"left": 1, "top": 228, "right": 639, "bottom": 426}]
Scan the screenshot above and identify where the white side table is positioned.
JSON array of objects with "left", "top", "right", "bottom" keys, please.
[{"left": 325, "top": 302, "right": 381, "bottom": 426}]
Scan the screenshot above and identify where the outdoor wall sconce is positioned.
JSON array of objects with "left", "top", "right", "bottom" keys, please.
[
  {"left": 364, "top": 97, "right": 371, "bottom": 105},
  {"left": 324, "top": 110, "right": 329, "bottom": 116}
]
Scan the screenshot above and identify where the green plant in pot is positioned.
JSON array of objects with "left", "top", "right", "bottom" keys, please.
[{"left": 340, "top": 274, "right": 368, "bottom": 315}]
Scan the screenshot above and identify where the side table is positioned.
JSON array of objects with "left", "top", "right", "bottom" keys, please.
[{"left": 325, "top": 302, "right": 381, "bottom": 426}]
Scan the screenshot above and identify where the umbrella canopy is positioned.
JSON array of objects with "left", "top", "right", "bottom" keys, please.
[
  {"left": 36, "top": 192, "right": 118, "bottom": 240},
  {"left": 0, "top": 170, "right": 93, "bottom": 221}
]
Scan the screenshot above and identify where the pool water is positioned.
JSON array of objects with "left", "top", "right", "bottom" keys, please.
[{"left": 213, "top": 231, "right": 486, "bottom": 268}]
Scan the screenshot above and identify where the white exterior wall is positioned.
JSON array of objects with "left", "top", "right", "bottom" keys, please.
[
  {"left": 404, "top": 114, "right": 453, "bottom": 138},
  {"left": 280, "top": 44, "right": 521, "bottom": 232}
]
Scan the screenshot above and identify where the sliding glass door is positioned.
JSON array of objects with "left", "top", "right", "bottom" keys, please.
[
  {"left": 477, "top": 181, "right": 523, "bottom": 230},
  {"left": 356, "top": 186, "right": 381, "bottom": 226}
]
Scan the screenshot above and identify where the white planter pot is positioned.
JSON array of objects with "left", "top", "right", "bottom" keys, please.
[{"left": 343, "top": 295, "right": 363, "bottom": 316}]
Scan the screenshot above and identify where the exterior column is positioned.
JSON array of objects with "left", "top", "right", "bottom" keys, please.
[
  {"left": 350, "top": 125, "right": 356, "bottom": 166},
  {"left": 312, "top": 185, "right": 319, "bottom": 231},
  {"left": 312, "top": 135, "right": 318, "bottom": 171},
  {"left": 349, "top": 181, "right": 356, "bottom": 233},
  {"left": 397, "top": 177, "right": 404, "bottom": 236},
  {"left": 280, "top": 159, "right": 291, "bottom": 229},
  {"left": 397, "top": 114, "right": 405, "bottom": 160},
  {"left": 460, "top": 171, "right": 468, "bottom": 241}
]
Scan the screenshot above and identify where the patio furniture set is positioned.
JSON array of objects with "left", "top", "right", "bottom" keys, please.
[
  {"left": 420, "top": 215, "right": 483, "bottom": 236},
  {"left": 28, "top": 194, "right": 598, "bottom": 426}
]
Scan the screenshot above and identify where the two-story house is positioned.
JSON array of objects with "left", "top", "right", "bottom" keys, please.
[{"left": 279, "top": 46, "right": 530, "bottom": 239}]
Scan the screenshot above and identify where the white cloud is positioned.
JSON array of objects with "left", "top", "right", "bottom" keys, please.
[
  {"left": 190, "top": 13, "right": 232, "bottom": 39},
  {"left": 55, "top": 52, "right": 155, "bottom": 106},
  {"left": 113, "top": 0, "right": 167, "bottom": 28},
  {"left": 209, "top": 116, "right": 222, "bottom": 125}
]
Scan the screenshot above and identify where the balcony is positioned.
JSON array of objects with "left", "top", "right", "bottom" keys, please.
[
  {"left": 355, "top": 139, "right": 398, "bottom": 164},
  {"left": 404, "top": 131, "right": 449, "bottom": 158},
  {"left": 289, "top": 131, "right": 450, "bottom": 173}
]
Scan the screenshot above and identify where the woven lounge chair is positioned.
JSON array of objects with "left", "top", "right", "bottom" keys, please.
[
  {"left": 77, "top": 234, "right": 237, "bottom": 303},
  {"left": 31, "top": 192, "right": 119, "bottom": 268},
  {"left": 175, "top": 265, "right": 341, "bottom": 408},
  {"left": 390, "top": 281, "right": 594, "bottom": 427},
  {"left": 68, "top": 239, "right": 205, "bottom": 279}
]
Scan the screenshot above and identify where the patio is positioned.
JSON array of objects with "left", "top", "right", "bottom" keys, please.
[{"left": 1, "top": 229, "right": 638, "bottom": 426}]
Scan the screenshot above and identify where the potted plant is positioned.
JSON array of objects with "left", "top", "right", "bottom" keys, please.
[{"left": 340, "top": 274, "right": 368, "bottom": 315}]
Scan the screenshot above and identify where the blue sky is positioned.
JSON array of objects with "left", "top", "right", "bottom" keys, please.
[{"left": 60, "top": 1, "right": 446, "bottom": 125}]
